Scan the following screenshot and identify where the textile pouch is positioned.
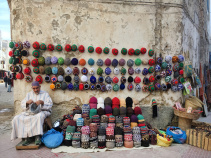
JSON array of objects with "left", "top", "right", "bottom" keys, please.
[{"left": 183, "top": 61, "right": 193, "bottom": 78}]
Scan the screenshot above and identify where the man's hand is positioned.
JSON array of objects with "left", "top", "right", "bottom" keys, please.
[
  {"left": 26, "top": 99, "right": 34, "bottom": 105},
  {"left": 35, "top": 100, "right": 44, "bottom": 106}
]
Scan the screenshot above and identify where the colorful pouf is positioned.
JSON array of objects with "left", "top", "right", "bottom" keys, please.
[
  {"left": 38, "top": 57, "right": 45, "bottom": 65},
  {"left": 25, "top": 75, "right": 33, "bottom": 83},
  {"left": 105, "top": 58, "right": 111, "bottom": 66},
  {"left": 88, "top": 58, "right": 95, "bottom": 66},
  {"left": 23, "top": 41, "right": 30, "bottom": 49},
  {"left": 58, "top": 57, "right": 64, "bottom": 65},
  {"left": 9, "top": 41, "right": 15, "bottom": 49},
  {"left": 148, "top": 67, "right": 154, "bottom": 73},
  {"left": 148, "top": 59, "right": 155, "bottom": 66},
  {"left": 155, "top": 83, "right": 161, "bottom": 90},
  {"left": 51, "top": 56, "right": 58, "bottom": 64},
  {"left": 142, "top": 68, "right": 148, "bottom": 76},
  {"left": 148, "top": 85, "right": 155, "bottom": 92},
  {"left": 31, "top": 59, "right": 39, "bottom": 67},
  {"left": 156, "top": 57, "right": 162, "bottom": 64},
  {"left": 35, "top": 75, "right": 43, "bottom": 84},
  {"left": 178, "top": 55, "right": 184, "bottom": 63},
  {"left": 155, "top": 65, "right": 161, "bottom": 72},
  {"left": 97, "top": 67, "right": 103, "bottom": 75},
  {"left": 165, "top": 76, "right": 171, "bottom": 83},
  {"left": 135, "top": 58, "right": 141, "bottom": 66},
  {"left": 165, "top": 55, "right": 172, "bottom": 63},
  {"left": 127, "top": 83, "right": 134, "bottom": 91}
]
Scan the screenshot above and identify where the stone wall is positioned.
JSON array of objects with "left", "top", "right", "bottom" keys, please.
[{"left": 8, "top": 0, "right": 210, "bottom": 127}]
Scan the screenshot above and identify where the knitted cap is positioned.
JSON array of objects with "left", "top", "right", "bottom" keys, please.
[
  {"left": 120, "top": 98, "right": 126, "bottom": 107},
  {"left": 104, "top": 97, "right": 112, "bottom": 106},
  {"left": 126, "top": 97, "right": 133, "bottom": 107},
  {"left": 89, "top": 109, "right": 97, "bottom": 118},
  {"left": 119, "top": 58, "right": 125, "bottom": 66},
  {"left": 127, "top": 107, "right": 134, "bottom": 117},
  {"left": 112, "top": 59, "right": 118, "bottom": 67},
  {"left": 88, "top": 58, "right": 95, "bottom": 66},
  {"left": 113, "top": 108, "right": 120, "bottom": 116},
  {"left": 127, "top": 59, "right": 134, "bottom": 67},
  {"left": 105, "top": 58, "right": 111, "bottom": 66},
  {"left": 119, "top": 107, "right": 126, "bottom": 117}
]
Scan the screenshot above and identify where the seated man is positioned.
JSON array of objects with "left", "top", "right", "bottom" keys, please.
[{"left": 11, "top": 81, "right": 53, "bottom": 146}]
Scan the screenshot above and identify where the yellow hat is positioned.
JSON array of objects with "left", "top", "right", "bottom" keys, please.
[
  {"left": 50, "top": 83, "right": 55, "bottom": 90},
  {"left": 22, "top": 58, "right": 30, "bottom": 66},
  {"left": 130, "top": 122, "right": 138, "bottom": 129},
  {"left": 120, "top": 98, "right": 126, "bottom": 107}
]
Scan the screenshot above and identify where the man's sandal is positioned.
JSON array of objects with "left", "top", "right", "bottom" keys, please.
[{"left": 22, "top": 138, "right": 33, "bottom": 146}]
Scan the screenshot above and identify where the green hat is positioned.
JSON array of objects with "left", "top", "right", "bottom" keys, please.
[
  {"left": 74, "top": 83, "right": 79, "bottom": 90},
  {"left": 72, "top": 44, "right": 77, "bottom": 51},
  {"left": 32, "top": 50, "right": 40, "bottom": 58},
  {"left": 14, "top": 50, "right": 20, "bottom": 56},
  {"left": 38, "top": 56, "right": 45, "bottom": 65},
  {"left": 9, "top": 57, "right": 14, "bottom": 64},
  {"left": 121, "top": 48, "right": 127, "bottom": 55},
  {"left": 9, "top": 42, "right": 15, "bottom": 48},
  {"left": 33, "top": 67, "right": 39, "bottom": 74},
  {"left": 180, "top": 77, "right": 185, "bottom": 83},
  {"left": 134, "top": 49, "right": 140, "bottom": 55},
  {"left": 88, "top": 46, "right": 94, "bottom": 53},
  {"left": 121, "top": 67, "right": 126, "bottom": 75},
  {"left": 69, "top": 126, "right": 76, "bottom": 133},
  {"left": 137, "top": 114, "right": 144, "bottom": 120},
  {"left": 152, "top": 99, "right": 157, "bottom": 106},
  {"left": 97, "top": 67, "right": 103, "bottom": 75},
  {"left": 148, "top": 85, "right": 155, "bottom": 92},
  {"left": 113, "top": 84, "right": 119, "bottom": 91},
  {"left": 179, "top": 63, "right": 184, "bottom": 68},
  {"left": 148, "top": 49, "right": 154, "bottom": 57},
  {"left": 45, "top": 67, "right": 52, "bottom": 75},
  {"left": 40, "top": 43, "right": 47, "bottom": 50},
  {"left": 58, "top": 57, "right": 64, "bottom": 65},
  {"left": 56, "top": 44, "right": 63, "bottom": 51},
  {"left": 148, "top": 67, "right": 154, "bottom": 73},
  {"left": 161, "top": 62, "right": 167, "bottom": 69},
  {"left": 90, "top": 108, "right": 97, "bottom": 118},
  {"left": 165, "top": 76, "right": 171, "bottom": 82},
  {"left": 135, "top": 58, "right": 142, "bottom": 66},
  {"left": 103, "top": 47, "right": 109, "bottom": 54}
]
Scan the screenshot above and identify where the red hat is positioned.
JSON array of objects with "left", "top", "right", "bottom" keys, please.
[
  {"left": 47, "top": 44, "right": 54, "bottom": 51},
  {"left": 9, "top": 50, "right": 14, "bottom": 57},
  {"left": 96, "top": 47, "right": 102, "bottom": 54},
  {"left": 134, "top": 76, "right": 141, "bottom": 83},
  {"left": 79, "top": 83, "right": 84, "bottom": 90},
  {"left": 112, "top": 48, "right": 118, "bottom": 56},
  {"left": 179, "top": 70, "right": 183, "bottom": 75},
  {"left": 79, "top": 45, "right": 85, "bottom": 53},
  {"left": 16, "top": 72, "right": 24, "bottom": 80},
  {"left": 128, "top": 48, "right": 134, "bottom": 56},
  {"left": 31, "top": 59, "right": 39, "bottom": 67},
  {"left": 112, "top": 77, "right": 119, "bottom": 83},
  {"left": 24, "top": 67, "right": 31, "bottom": 74},
  {"left": 134, "top": 107, "right": 142, "bottom": 115},
  {"left": 105, "top": 58, "right": 111, "bottom": 66},
  {"left": 33, "top": 41, "right": 40, "bottom": 50},
  {"left": 35, "top": 75, "right": 43, "bottom": 84},
  {"left": 140, "top": 47, "right": 147, "bottom": 54},
  {"left": 149, "top": 76, "right": 155, "bottom": 82},
  {"left": 89, "top": 96, "right": 97, "bottom": 104},
  {"left": 112, "top": 97, "right": 120, "bottom": 105},
  {"left": 148, "top": 59, "right": 155, "bottom": 66},
  {"left": 65, "top": 44, "right": 71, "bottom": 52}
]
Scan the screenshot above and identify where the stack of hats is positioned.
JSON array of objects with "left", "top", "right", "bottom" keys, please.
[
  {"left": 133, "top": 126, "right": 141, "bottom": 147},
  {"left": 92, "top": 115, "right": 100, "bottom": 127},
  {"left": 63, "top": 125, "right": 75, "bottom": 146},
  {"left": 97, "top": 97, "right": 105, "bottom": 116},
  {"left": 106, "top": 126, "right": 115, "bottom": 149},
  {"left": 134, "top": 106, "right": 142, "bottom": 116},
  {"left": 120, "top": 98, "right": 126, "bottom": 117},
  {"left": 137, "top": 114, "right": 149, "bottom": 137},
  {"left": 108, "top": 115, "right": 115, "bottom": 129},
  {"left": 100, "top": 115, "right": 108, "bottom": 129},
  {"left": 123, "top": 124, "right": 133, "bottom": 148},
  {"left": 76, "top": 117, "right": 84, "bottom": 132},
  {"left": 105, "top": 105, "right": 112, "bottom": 117},
  {"left": 114, "top": 127, "right": 123, "bottom": 147},
  {"left": 82, "top": 104, "right": 90, "bottom": 118},
  {"left": 115, "top": 116, "right": 123, "bottom": 129},
  {"left": 84, "top": 117, "right": 92, "bottom": 126},
  {"left": 81, "top": 126, "right": 90, "bottom": 149},
  {"left": 72, "top": 132, "right": 81, "bottom": 148},
  {"left": 130, "top": 114, "right": 138, "bottom": 129},
  {"left": 98, "top": 126, "right": 106, "bottom": 148},
  {"left": 89, "top": 97, "right": 97, "bottom": 109},
  {"left": 89, "top": 123, "right": 98, "bottom": 148},
  {"left": 127, "top": 107, "right": 134, "bottom": 118},
  {"left": 89, "top": 108, "right": 97, "bottom": 118}
]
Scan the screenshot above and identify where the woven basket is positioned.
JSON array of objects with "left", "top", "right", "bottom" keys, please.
[
  {"left": 157, "top": 134, "right": 173, "bottom": 147},
  {"left": 174, "top": 109, "right": 201, "bottom": 120}
]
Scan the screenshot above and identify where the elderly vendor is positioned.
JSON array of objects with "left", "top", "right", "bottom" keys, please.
[{"left": 11, "top": 81, "right": 53, "bottom": 146}]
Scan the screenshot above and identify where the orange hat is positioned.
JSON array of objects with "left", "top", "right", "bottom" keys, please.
[
  {"left": 22, "top": 58, "right": 30, "bottom": 66},
  {"left": 172, "top": 56, "right": 179, "bottom": 63},
  {"left": 50, "top": 83, "right": 55, "bottom": 91},
  {"left": 79, "top": 58, "right": 86, "bottom": 66}
]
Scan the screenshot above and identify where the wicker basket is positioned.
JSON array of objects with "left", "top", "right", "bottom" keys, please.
[
  {"left": 174, "top": 109, "right": 201, "bottom": 120},
  {"left": 157, "top": 134, "right": 173, "bottom": 147}
]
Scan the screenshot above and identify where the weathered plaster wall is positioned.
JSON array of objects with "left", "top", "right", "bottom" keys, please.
[{"left": 9, "top": 0, "right": 190, "bottom": 126}]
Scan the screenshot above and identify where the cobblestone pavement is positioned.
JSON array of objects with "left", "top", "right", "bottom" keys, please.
[{"left": 0, "top": 82, "right": 210, "bottom": 158}]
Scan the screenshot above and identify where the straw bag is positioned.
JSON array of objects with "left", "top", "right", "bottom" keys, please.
[
  {"left": 157, "top": 134, "right": 173, "bottom": 147},
  {"left": 185, "top": 96, "right": 203, "bottom": 110}
]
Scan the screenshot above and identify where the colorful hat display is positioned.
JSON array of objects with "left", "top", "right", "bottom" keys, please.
[
  {"left": 148, "top": 85, "right": 155, "bottom": 92},
  {"left": 135, "top": 84, "right": 141, "bottom": 92},
  {"left": 98, "top": 76, "right": 104, "bottom": 83},
  {"left": 155, "top": 83, "right": 161, "bottom": 90},
  {"left": 25, "top": 75, "right": 33, "bottom": 82},
  {"left": 127, "top": 83, "right": 134, "bottom": 91},
  {"left": 71, "top": 44, "right": 77, "bottom": 51},
  {"left": 65, "top": 67, "right": 72, "bottom": 75},
  {"left": 74, "top": 75, "right": 80, "bottom": 83},
  {"left": 179, "top": 63, "right": 184, "bottom": 69},
  {"left": 89, "top": 67, "right": 95, "bottom": 75},
  {"left": 57, "top": 57, "right": 64, "bottom": 65},
  {"left": 171, "top": 79, "right": 179, "bottom": 86},
  {"left": 148, "top": 49, "right": 154, "bottom": 57},
  {"left": 119, "top": 58, "right": 125, "bottom": 66},
  {"left": 166, "top": 63, "right": 172, "bottom": 70},
  {"left": 88, "top": 58, "right": 95, "bottom": 66},
  {"left": 155, "top": 65, "right": 161, "bottom": 72},
  {"left": 105, "top": 58, "right": 111, "bottom": 66},
  {"left": 173, "top": 64, "right": 179, "bottom": 71},
  {"left": 51, "top": 75, "right": 57, "bottom": 83},
  {"left": 142, "top": 85, "right": 149, "bottom": 92},
  {"left": 121, "top": 76, "right": 126, "bottom": 83},
  {"left": 103, "top": 47, "right": 109, "bottom": 54},
  {"left": 166, "top": 69, "right": 172, "bottom": 76},
  {"left": 161, "top": 62, "right": 167, "bottom": 69},
  {"left": 135, "top": 68, "right": 141, "bottom": 74},
  {"left": 32, "top": 41, "right": 40, "bottom": 50},
  {"left": 64, "top": 44, "right": 71, "bottom": 52},
  {"left": 56, "top": 82, "right": 62, "bottom": 89},
  {"left": 174, "top": 71, "right": 180, "bottom": 78},
  {"left": 45, "top": 56, "right": 51, "bottom": 65},
  {"left": 148, "top": 67, "right": 154, "bottom": 73},
  {"left": 112, "top": 48, "right": 118, "bottom": 56},
  {"left": 68, "top": 83, "right": 74, "bottom": 90},
  {"left": 23, "top": 67, "right": 31, "bottom": 74},
  {"left": 120, "top": 67, "right": 126, "bottom": 75},
  {"left": 40, "top": 43, "right": 47, "bottom": 50},
  {"left": 121, "top": 48, "right": 127, "bottom": 55},
  {"left": 128, "top": 67, "right": 134, "bottom": 75},
  {"left": 9, "top": 50, "right": 14, "bottom": 57},
  {"left": 171, "top": 86, "right": 178, "bottom": 92},
  {"left": 177, "top": 83, "right": 183, "bottom": 90},
  {"left": 143, "top": 77, "right": 149, "bottom": 85},
  {"left": 16, "top": 72, "right": 24, "bottom": 80},
  {"left": 32, "top": 50, "right": 40, "bottom": 58},
  {"left": 142, "top": 68, "right": 148, "bottom": 76},
  {"left": 112, "top": 77, "right": 119, "bottom": 84},
  {"left": 149, "top": 76, "right": 155, "bottom": 82},
  {"left": 161, "top": 84, "right": 167, "bottom": 91},
  {"left": 58, "top": 67, "right": 65, "bottom": 75},
  {"left": 96, "top": 47, "right": 102, "bottom": 54},
  {"left": 65, "top": 76, "right": 72, "bottom": 82},
  {"left": 81, "top": 75, "right": 88, "bottom": 83},
  {"left": 120, "top": 83, "right": 125, "bottom": 90},
  {"left": 97, "top": 67, "right": 103, "bottom": 75},
  {"left": 88, "top": 46, "right": 94, "bottom": 53},
  {"left": 113, "top": 68, "right": 119, "bottom": 75},
  {"left": 64, "top": 58, "right": 71, "bottom": 65},
  {"left": 52, "top": 67, "right": 58, "bottom": 74},
  {"left": 178, "top": 55, "right": 184, "bottom": 63},
  {"left": 134, "top": 76, "right": 141, "bottom": 84},
  {"left": 81, "top": 67, "right": 88, "bottom": 75},
  {"left": 165, "top": 55, "right": 172, "bottom": 63},
  {"left": 22, "top": 58, "right": 30, "bottom": 66},
  {"left": 105, "top": 76, "right": 112, "bottom": 84},
  {"left": 35, "top": 75, "right": 43, "bottom": 84},
  {"left": 31, "top": 59, "right": 39, "bottom": 67},
  {"left": 134, "top": 49, "right": 140, "bottom": 55},
  {"left": 160, "top": 71, "right": 166, "bottom": 77},
  {"left": 47, "top": 44, "right": 54, "bottom": 51},
  {"left": 33, "top": 67, "right": 39, "bottom": 74},
  {"left": 90, "top": 76, "right": 96, "bottom": 84},
  {"left": 78, "top": 45, "right": 85, "bottom": 53},
  {"left": 58, "top": 75, "right": 64, "bottom": 82},
  {"left": 148, "top": 59, "right": 155, "bottom": 66},
  {"left": 156, "top": 57, "right": 162, "bottom": 64},
  {"left": 9, "top": 41, "right": 15, "bottom": 48},
  {"left": 128, "top": 48, "right": 134, "bottom": 56},
  {"left": 71, "top": 58, "right": 78, "bottom": 65},
  {"left": 140, "top": 47, "right": 147, "bottom": 54},
  {"left": 127, "top": 59, "right": 134, "bottom": 67},
  {"left": 165, "top": 76, "right": 171, "bottom": 83},
  {"left": 106, "top": 84, "right": 112, "bottom": 91},
  {"left": 172, "top": 56, "right": 179, "bottom": 63},
  {"left": 113, "top": 84, "right": 119, "bottom": 92},
  {"left": 23, "top": 41, "right": 30, "bottom": 49},
  {"left": 97, "top": 59, "right": 104, "bottom": 66}
]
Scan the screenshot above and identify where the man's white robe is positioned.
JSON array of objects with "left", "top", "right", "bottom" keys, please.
[{"left": 11, "top": 90, "right": 53, "bottom": 140}]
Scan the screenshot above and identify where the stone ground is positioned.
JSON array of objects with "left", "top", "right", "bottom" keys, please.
[{"left": 0, "top": 82, "right": 210, "bottom": 158}]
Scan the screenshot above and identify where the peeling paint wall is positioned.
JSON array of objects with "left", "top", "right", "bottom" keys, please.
[{"left": 8, "top": 0, "right": 209, "bottom": 124}]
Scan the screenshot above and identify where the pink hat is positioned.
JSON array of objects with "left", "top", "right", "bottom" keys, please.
[
  {"left": 81, "top": 126, "right": 90, "bottom": 134},
  {"left": 89, "top": 97, "right": 97, "bottom": 104},
  {"left": 106, "top": 126, "right": 114, "bottom": 136},
  {"left": 105, "top": 58, "right": 111, "bottom": 66},
  {"left": 90, "top": 103, "right": 97, "bottom": 109}
]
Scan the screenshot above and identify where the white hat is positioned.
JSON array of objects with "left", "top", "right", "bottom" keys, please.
[
  {"left": 65, "top": 67, "right": 72, "bottom": 75},
  {"left": 81, "top": 75, "right": 88, "bottom": 83},
  {"left": 98, "top": 97, "right": 104, "bottom": 104},
  {"left": 58, "top": 75, "right": 64, "bottom": 82},
  {"left": 106, "top": 84, "right": 112, "bottom": 91},
  {"left": 113, "top": 67, "right": 119, "bottom": 75},
  {"left": 97, "top": 103, "right": 104, "bottom": 109},
  {"left": 89, "top": 67, "right": 95, "bottom": 75},
  {"left": 73, "top": 114, "right": 82, "bottom": 121}
]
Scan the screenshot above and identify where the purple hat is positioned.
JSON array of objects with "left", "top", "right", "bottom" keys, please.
[
  {"left": 128, "top": 67, "right": 134, "bottom": 75},
  {"left": 32, "top": 81, "right": 40, "bottom": 87},
  {"left": 71, "top": 58, "right": 78, "bottom": 65},
  {"left": 51, "top": 56, "right": 58, "bottom": 64},
  {"left": 105, "top": 58, "right": 111, "bottom": 66},
  {"left": 119, "top": 58, "right": 126, "bottom": 66},
  {"left": 105, "top": 67, "right": 112, "bottom": 75},
  {"left": 130, "top": 114, "right": 138, "bottom": 122},
  {"left": 142, "top": 68, "right": 148, "bottom": 76},
  {"left": 105, "top": 106, "right": 112, "bottom": 114}
]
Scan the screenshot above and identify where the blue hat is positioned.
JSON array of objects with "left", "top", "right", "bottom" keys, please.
[
  {"left": 90, "top": 76, "right": 96, "bottom": 84},
  {"left": 71, "top": 58, "right": 78, "bottom": 65},
  {"left": 105, "top": 76, "right": 112, "bottom": 84},
  {"left": 88, "top": 58, "right": 95, "bottom": 66},
  {"left": 105, "top": 67, "right": 112, "bottom": 75},
  {"left": 81, "top": 67, "right": 88, "bottom": 75},
  {"left": 177, "top": 83, "right": 183, "bottom": 91},
  {"left": 142, "top": 68, "right": 148, "bottom": 76},
  {"left": 97, "top": 59, "right": 104, "bottom": 66},
  {"left": 112, "top": 59, "right": 118, "bottom": 67},
  {"left": 90, "top": 84, "right": 96, "bottom": 90},
  {"left": 52, "top": 67, "right": 58, "bottom": 74},
  {"left": 155, "top": 65, "right": 161, "bottom": 72},
  {"left": 68, "top": 83, "right": 74, "bottom": 90},
  {"left": 120, "top": 83, "right": 125, "bottom": 90},
  {"left": 98, "top": 76, "right": 104, "bottom": 83}
]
